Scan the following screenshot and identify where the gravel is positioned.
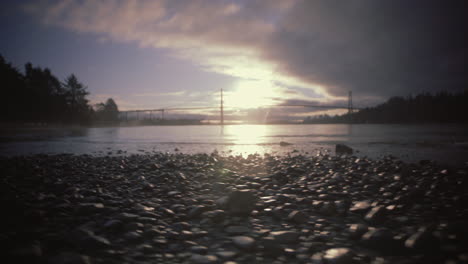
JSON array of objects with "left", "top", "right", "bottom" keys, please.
[{"left": 1, "top": 152, "right": 467, "bottom": 263}]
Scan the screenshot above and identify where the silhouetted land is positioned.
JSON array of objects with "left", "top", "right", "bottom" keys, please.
[
  {"left": 0, "top": 55, "right": 118, "bottom": 126},
  {"left": 3, "top": 54, "right": 467, "bottom": 126},
  {"left": 304, "top": 91, "right": 468, "bottom": 124}
]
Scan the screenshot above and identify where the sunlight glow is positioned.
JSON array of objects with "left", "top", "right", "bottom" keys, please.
[{"left": 226, "top": 80, "right": 278, "bottom": 109}]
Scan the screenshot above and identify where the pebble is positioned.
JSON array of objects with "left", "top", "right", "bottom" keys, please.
[
  {"left": 323, "top": 248, "right": 355, "bottom": 264},
  {"left": 1, "top": 152, "right": 466, "bottom": 264},
  {"left": 225, "top": 226, "right": 251, "bottom": 235},
  {"left": 270, "top": 231, "right": 300, "bottom": 244},
  {"left": 226, "top": 190, "right": 257, "bottom": 216},
  {"left": 288, "top": 210, "right": 309, "bottom": 224},
  {"left": 190, "top": 254, "right": 218, "bottom": 264},
  {"left": 232, "top": 236, "right": 255, "bottom": 250}
]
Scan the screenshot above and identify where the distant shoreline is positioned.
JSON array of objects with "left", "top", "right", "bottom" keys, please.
[{"left": 2, "top": 121, "right": 468, "bottom": 130}]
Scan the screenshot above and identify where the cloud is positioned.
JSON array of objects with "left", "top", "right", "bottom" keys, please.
[
  {"left": 133, "top": 91, "right": 186, "bottom": 97},
  {"left": 24, "top": 0, "right": 468, "bottom": 107}
]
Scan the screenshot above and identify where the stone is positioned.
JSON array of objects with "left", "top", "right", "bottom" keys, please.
[
  {"left": 232, "top": 236, "right": 255, "bottom": 250},
  {"left": 187, "top": 205, "right": 211, "bottom": 218},
  {"left": 270, "top": 231, "right": 300, "bottom": 244},
  {"left": 323, "top": 248, "right": 355, "bottom": 264},
  {"left": 226, "top": 190, "right": 257, "bottom": 216},
  {"left": 201, "top": 210, "right": 226, "bottom": 223},
  {"left": 288, "top": 210, "right": 309, "bottom": 224},
  {"left": 48, "top": 252, "right": 91, "bottom": 264},
  {"left": 225, "top": 226, "right": 251, "bottom": 235},
  {"left": 405, "top": 227, "right": 440, "bottom": 253},
  {"left": 349, "top": 201, "right": 372, "bottom": 215},
  {"left": 364, "top": 206, "right": 386, "bottom": 224},
  {"left": 215, "top": 250, "right": 237, "bottom": 259},
  {"left": 103, "top": 219, "right": 122, "bottom": 230},
  {"left": 72, "top": 228, "right": 110, "bottom": 248},
  {"left": 361, "top": 228, "right": 402, "bottom": 254},
  {"left": 190, "top": 254, "right": 218, "bottom": 264},
  {"left": 349, "top": 224, "right": 368, "bottom": 240},
  {"left": 336, "top": 144, "right": 353, "bottom": 155},
  {"left": 190, "top": 245, "right": 208, "bottom": 254},
  {"left": 260, "top": 237, "right": 283, "bottom": 256}
]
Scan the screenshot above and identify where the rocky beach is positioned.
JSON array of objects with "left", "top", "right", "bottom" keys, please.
[{"left": 1, "top": 152, "right": 467, "bottom": 264}]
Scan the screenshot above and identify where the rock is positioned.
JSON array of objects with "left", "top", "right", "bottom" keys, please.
[
  {"left": 364, "top": 206, "right": 386, "bottom": 224},
  {"left": 123, "top": 231, "right": 143, "bottom": 242},
  {"left": 201, "top": 210, "right": 226, "bottom": 223},
  {"left": 349, "top": 201, "right": 372, "bottom": 215},
  {"left": 260, "top": 237, "right": 283, "bottom": 256},
  {"left": 187, "top": 205, "right": 211, "bottom": 219},
  {"left": 288, "top": 210, "right": 309, "bottom": 224},
  {"left": 225, "top": 226, "right": 251, "bottom": 235},
  {"left": 190, "top": 245, "right": 208, "bottom": 254},
  {"left": 319, "top": 202, "right": 337, "bottom": 216},
  {"left": 232, "top": 236, "right": 255, "bottom": 250},
  {"left": 10, "top": 242, "right": 42, "bottom": 259},
  {"left": 323, "top": 248, "right": 355, "bottom": 264},
  {"left": 226, "top": 190, "right": 257, "bottom": 216},
  {"left": 280, "top": 141, "right": 293, "bottom": 146},
  {"left": 103, "top": 219, "right": 122, "bottom": 230},
  {"left": 215, "top": 250, "right": 237, "bottom": 259},
  {"left": 336, "top": 144, "right": 353, "bottom": 155},
  {"left": 405, "top": 227, "right": 440, "bottom": 253},
  {"left": 270, "top": 231, "right": 300, "bottom": 244},
  {"left": 349, "top": 223, "right": 368, "bottom": 240},
  {"left": 48, "top": 252, "right": 92, "bottom": 264},
  {"left": 361, "top": 228, "right": 402, "bottom": 254},
  {"left": 72, "top": 228, "right": 111, "bottom": 249},
  {"left": 190, "top": 254, "right": 218, "bottom": 264}
]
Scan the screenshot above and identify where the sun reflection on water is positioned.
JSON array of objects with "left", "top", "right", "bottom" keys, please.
[{"left": 222, "top": 125, "right": 272, "bottom": 155}]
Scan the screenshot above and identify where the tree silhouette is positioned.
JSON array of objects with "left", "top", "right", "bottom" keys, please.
[
  {"left": 62, "top": 74, "right": 91, "bottom": 123},
  {"left": 1, "top": 54, "right": 94, "bottom": 125},
  {"left": 94, "top": 98, "right": 120, "bottom": 123},
  {"left": 304, "top": 90, "right": 468, "bottom": 124}
]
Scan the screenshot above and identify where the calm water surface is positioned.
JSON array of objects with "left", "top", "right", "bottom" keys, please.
[{"left": 1, "top": 124, "right": 468, "bottom": 167}]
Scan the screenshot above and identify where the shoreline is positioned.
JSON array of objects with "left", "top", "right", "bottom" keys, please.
[{"left": 1, "top": 152, "right": 467, "bottom": 263}]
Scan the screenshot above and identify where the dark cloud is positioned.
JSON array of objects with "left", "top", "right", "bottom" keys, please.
[
  {"left": 23, "top": 0, "right": 468, "bottom": 107},
  {"left": 263, "top": 0, "right": 468, "bottom": 100}
]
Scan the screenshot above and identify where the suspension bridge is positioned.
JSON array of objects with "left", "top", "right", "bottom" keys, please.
[{"left": 119, "top": 89, "right": 360, "bottom": 124}]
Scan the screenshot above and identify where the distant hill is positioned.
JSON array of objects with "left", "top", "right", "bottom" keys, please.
[{"left": 304, "top": 91, "right": 468, "bottom": 124}]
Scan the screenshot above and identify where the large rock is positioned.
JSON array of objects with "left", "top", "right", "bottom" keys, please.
[
  {"left": 335, "top": 144, "right": 353, "bottom": 155},
  {"left": 226, "top": 189, "right": 257, "bottom": 216}
]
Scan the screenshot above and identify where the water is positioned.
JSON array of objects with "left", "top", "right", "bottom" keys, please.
[{"left": 1, "top": 124, "right": 468, "bottom": 167}]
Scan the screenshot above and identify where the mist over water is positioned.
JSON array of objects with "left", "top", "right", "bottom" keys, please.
[{"left": 1, "top": 124, "right": 468, "bottom": 167}]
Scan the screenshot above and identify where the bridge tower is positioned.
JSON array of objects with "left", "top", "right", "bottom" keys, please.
[
  {"left": 348, "top": 91, "right": 354, "bottom": 115},
  {"left": 220, "top": 88, "right": 224, "bottom": 125}
]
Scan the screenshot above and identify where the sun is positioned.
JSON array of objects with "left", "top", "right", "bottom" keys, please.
[{"left": 226, "top": 80, "right": 278, "bottom": 108}]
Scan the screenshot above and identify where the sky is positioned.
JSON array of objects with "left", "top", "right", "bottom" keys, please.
[{"left": 1, "top": 0, "right": 467, "bottom": 120}]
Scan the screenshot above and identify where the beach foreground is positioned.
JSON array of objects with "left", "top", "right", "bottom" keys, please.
[{"left": 1, "top": 153, "right": 467, "bottom": 263}]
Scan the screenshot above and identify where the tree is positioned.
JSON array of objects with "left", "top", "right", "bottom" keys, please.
[
  {"left": 24, "top": 63, "right": 63, "bottom": 122},
  {"left": 0, "top": 55, "right": 26, "bottom": 121},
  {"left": 94, "top": 98, "right": 119, "bottom": 123},
  {"left": 62, "top": 74, "right": 91, "bottom": 123}
]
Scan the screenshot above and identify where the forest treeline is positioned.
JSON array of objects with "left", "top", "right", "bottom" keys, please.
[
  {"left": 0, "top": 55, "right": 119, "bottom": 125},
  {"left": 304, "top": 90, "right": 468, "bottom": 124}
]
